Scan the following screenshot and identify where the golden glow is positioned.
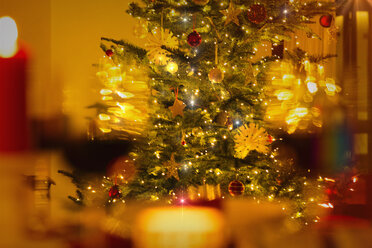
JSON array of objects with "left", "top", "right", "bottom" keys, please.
[
  {"left": 324, "top": 178, "right": 335, "bottom": 182},
  {"left": 265, "top": 61, "right": 341, "bottom": 133},
  {"left": 0, "top": 16, "right": 18, "bottom": 58},
  {"left": 275, "top": 90, "right": 293, "bottom": 100},
  {"left": 99, "top": 114, "right": 111, "bottom": 121},
  {"left": 107, "top": 66, "right": 122, "bottom": 86},
  {"left": 307, "top": 81, "right": 318, "bottom": 93},
  {"left": 166, "top": 61, "right": 178, "bottom": 74},
  {"left": 318, "top": 203, "right": 334, "bottom": 208},
  {"left": 99, "top": 127, "right": 112, "bottom": 133},
  {"left": 100, "top": 89, "right": 113, "bottom": 95},
  {"left": 134, "top": 207, "right": 225, "bottom": 248},
  {"left": 293, "top": 107, "right": 308, "bottom": 117},
  {"left": 116, "top": 91, "right": 134, "bottom": 98}
]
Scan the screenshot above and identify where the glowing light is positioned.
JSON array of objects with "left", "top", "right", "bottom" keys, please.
[
  {"left": 99, "top": 114, "right": 111, "bottom": 121},
  {"left": 108, "top": 66, "right": 122, "bottom": 86},
  {"left": 100, "top": 89, "right": 113, "bottom": 95},
  {"left": 324, "top": 178, "right": 335, "bottom": 182},
  {"left": 99, "top": 128, "right": 112, "bottom": 133},
  {"left": 166, "top": 61, "right": 178, "bottom": 74},
  {"left": 293, "top": 107, "right": 308, "bottom": 117},
  {"left": 307, "top": 81, "right": 318, "bottom": 93},
  {"left": 352, "top": 176, "right": 358, "bottom": 183},
  {"left": 275, "top": 90, "right": 293, "bottom": 100},
  {"left": 134, "top": 207, "right": 225, "bottom": 248},
  {"left": 0, "top": 16, "right": 18, "bottom": 58},
  {"left": 319, "top": 203, "right": 334, "bottom": 208},
  {"left": 116, "top": 91, "right": 134, "bottom": 99}
]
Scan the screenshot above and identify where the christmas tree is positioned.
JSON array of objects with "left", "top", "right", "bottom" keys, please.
[{"left": 61, "top": 0, "right": 340, "bottom": 224}]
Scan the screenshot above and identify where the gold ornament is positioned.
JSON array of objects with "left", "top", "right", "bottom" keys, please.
[
  {"left": 208, "top": 68, "right": 224, "bottom": 83},
  {"left": 234, "top": 123, "right": 270, "bottom": 159},
  {"left": 169, "top": 99, "right": 186, "bottom": 117},
  {"left": 192, "top": 0, "right": 209, "bottom": 6},
  {"left": 220, "top": 2, "right": 242, "bottom": 26},
  {"left": 228, "top": 180, "right": 245, "bottom": 196},
  {"left": 133, "top": 20, "right": 148, "bottom": 39},
  {"left": 146, "top": 29, "right": 179, "bottom": 65},
  {"left": 163, "top": 153, "right": 180, "bottom": 181},
  {"left": 166, "top": 61, "right": 178, "bottom": 74}
]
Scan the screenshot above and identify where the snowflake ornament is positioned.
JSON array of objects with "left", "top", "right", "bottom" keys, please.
[
  {"left": 234, "top": 123, "right": 270, "bottom": 159},
  {"left": 145, "top": 28, "right": 179, "bottom": 65}
]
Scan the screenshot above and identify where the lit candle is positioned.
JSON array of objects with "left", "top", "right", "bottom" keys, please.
[
  {"left": 0, "top": 16, "right": 29, "bottom": 152},
  {"left": 133, "top": 207, "right": 225, "bottom": 248}
]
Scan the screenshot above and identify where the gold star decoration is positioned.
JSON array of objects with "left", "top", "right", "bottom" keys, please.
[
  {"left": 220, "top": 2, "right": 242, "bottom": 26},
  {"left": 169, "top": 99, "right": 186, "bottom": 117},
  {"left": 163, "top": 153, "right": 180, "bottom": 181}
]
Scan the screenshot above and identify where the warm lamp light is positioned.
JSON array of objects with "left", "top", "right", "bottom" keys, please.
[
  {"left": 0, "top": 16, "right": 18, "bottom": 58},
  {"left": 133, "top": 207, "right": 225, "bottom": 248}
]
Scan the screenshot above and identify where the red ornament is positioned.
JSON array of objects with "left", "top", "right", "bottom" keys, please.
[
  {"left": 187, "top": 31, "right": 202, "bottom": 47},
  {"left": 105, "top": 49, "right": 114, "bottom": 57},
  {"left": 181, "top": 140, "right": 186, "bottom": 146},
  {"left": 247, "top": 4, "right": 266, "bottom": 24},
  {"left": 109, "top": 185, "right": 121, "bottom": 199},
  {"left": 228, "top": 180, "right": 245, "bottom": 196},
  {"left": 319, "top": 14, "right": 333, "bottom": 28},
  {"left": 267, "top": 134, "right": 274, "bottom": 144}
]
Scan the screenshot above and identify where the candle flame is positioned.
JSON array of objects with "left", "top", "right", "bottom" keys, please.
[{"left": 0, "top": 16, "right": 18, "bottom": 58}]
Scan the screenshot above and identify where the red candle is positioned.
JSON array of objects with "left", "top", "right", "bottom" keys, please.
[{"left": 0, "top": 17, "right": 29, "bottom": 152}]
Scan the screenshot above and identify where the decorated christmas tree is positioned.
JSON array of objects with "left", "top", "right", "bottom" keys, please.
[{"left": 61, "top": 0, "right": 342, "bottom": 224}]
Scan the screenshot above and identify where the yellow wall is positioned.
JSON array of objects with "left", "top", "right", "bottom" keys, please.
[
  {"left": 1, "top": 0, "right": 138, "bottom": 137},
  {"left": 0, "top": 0, "right": 52, "bottom": 118}
]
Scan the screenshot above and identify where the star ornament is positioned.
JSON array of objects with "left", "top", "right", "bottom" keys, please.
[
  {"left": 220, "top": 2, "right": 242, "bottom": 26},
  {"left": 169, "top": 99, "right": 186, "bottom": 118},
  {"left": 163, "top": 153, "right": 180, "bottom": 181}
]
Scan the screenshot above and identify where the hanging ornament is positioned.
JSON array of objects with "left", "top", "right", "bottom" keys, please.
[
  {"left": 234, "top": 123, "right": 270, "bottom": 159},
  {"left": 146, "top": 28, "right": 179, "bottom": 65},
  {"left": 169, "top": 99, "right": 186, "bottom": 117},
  {"left": 220, "top": 2, "right": 242, "bottom": 26},
  {"left": 105, "top": 49, "right": 114, "bottom": 57},
  {"left": 228, "top": 180, "right": 245, "bottom": 196},
  {"left": 163, "top": 153, "right": 180, "bottom": 181},
  {"left": 208, "top": 68, "right": 224, "bottom": 83},
  {"left": 169, "top": 88, "right": 186, "bottom": 117},
  {"left": 216, "top": 112, "right": 233, "bottom": 129},
  {"left": 166, "top": 61, "right": 178, "bottom": 74},
  {"left": 133, "top": 20, "right": 148, "bottom": 39},
  {"left": 192, "top": 0, "right": 209, "bottom": 5},
  {"left": 181, "top": 131, "right": 187, "bottom": 146},
  {"left": 187, "top": 30, "right": 202, "bottom": 47},
  {"left": 319, "top": 14, "right": 333, "bottom": 28},
  {"left": 267, "top": 134, "right": 274, "bottom": 144},
  {"left": 109, "top": 184, "right": 122, "bottom": 199},
  {"left": 247, "top": 4, "right": 267, "bottom": 24}
]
